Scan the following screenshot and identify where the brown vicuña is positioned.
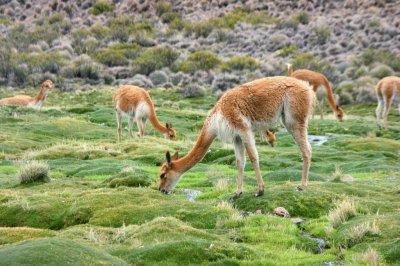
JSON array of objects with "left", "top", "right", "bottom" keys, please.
[
  {"left": 375, "top": 76, "right": 400, "bottom": 130},
  {"left": 288, "top": 64, "right": 344, "bottom": 121},
  {"left": 0, "top": 80, "right": 53, "bottom": 110},
  {"left": 159, "top": 77, "right": 315, "bottom": 198},
  {"left": 113, "top": 85, "right": 176, "bottom": 143}
]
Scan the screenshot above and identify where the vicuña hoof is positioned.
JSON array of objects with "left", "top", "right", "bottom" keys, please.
[
  {"left": 255, "top": 190, "right": 264, "bottom": 197},
  {"left": 229, "top": 192, "right": 242, "bottom": 201},
  {"left": 296, "top": 186, "right": 305, "bottom": 191}
]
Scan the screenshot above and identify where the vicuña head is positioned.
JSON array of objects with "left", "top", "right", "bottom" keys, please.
[
  {"left": 159, "top": 76, "right": 314, "bottom": 198},
  {"left": 113, "top": 85, "right": 177, "bottom": 143},
  {"left": 0, "top": 79, "right": 53, "bottom": 110},
  {"left": 287, "top": 63, "right": 345, "bottom": 122}
]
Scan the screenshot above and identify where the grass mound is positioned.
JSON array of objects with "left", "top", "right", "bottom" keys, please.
[
  {"left": 0, "top": 238, "right": 126, "bottom": 265},
  {"left": 18, "top": 161, "right": 50, "bottom": 184},
  {"left": 105, "top": 167, "right": 152, "bottom": 188}
]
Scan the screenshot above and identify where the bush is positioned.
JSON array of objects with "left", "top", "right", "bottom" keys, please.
[
  {"left": 89, "top": 2, "right": 115, "bottom": 15},
  {"left": 313, "top": 26, "right": 331, "bottom": 45},
  {"left": 370, "top": 64, "right": 394, "bottom": 79},
  {"left": 18, "top": 161, "right": 50, "bottom": 184},
  {"left": 179, "top": 51, "right": 220, "bottom": 73},
  {"left": 161, "top": 12, "right": 182, "bottom": 24},
  {"left": 221, "top": 57, "right": 261, "bottom": 72},
  {"left": 155, "top": 0, "right": 172, "bottom": 17},
  {"left": 93, "top": 49, "right": 129, "bottom": 67},
  {"left": 182, "top": 84, "right": 205, "bottom": 98},
  {"left": 132, "top": 46, "right": 179, "bottom": 75},
  {"left": 354, "top": 48, "right": 400, "bottom": 72},
  {"left": 149, "top": 70, "right": 168, "bottom": 86},
  {"left": 108, "top": 16, "right": 154, "bottom": 42},
  {"left": 62, "top": 55, "right": 102, "bottom": 80},
  {"left": 105, "top": 167, "right": 151, "bottom": 188},
  {"left": 293, "top": 11, "right": 309, "bottom": 25}
]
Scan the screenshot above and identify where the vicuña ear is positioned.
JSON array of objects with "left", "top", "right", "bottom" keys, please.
[
  {"left": 166, "top": 151, "right": 172, "bottom": 167},
  {"left": 172, "top": 152, "right": 179, "bottom": 160},
  {"left": 166, "top": 123, "right": 170, "bottom": 129},
  {"left": 169, "top": 123, "right": 173, "bottom": 128},
  {"left": 336, "top": 105, "right": 340, "bottom": 110}
]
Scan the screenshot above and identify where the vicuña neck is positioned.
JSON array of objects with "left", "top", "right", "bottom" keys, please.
[
  {"left": 147, "top": 99, "right": 168, "bottom": 134},
  {"left": 322, "top": 77, "right": 338, "bottom": 113},
  {"left": 174, "top": 121, "right": 216, "bottom": 173},
  {"left": 34, "top": 84, "right": 48, "bottom": 103}
]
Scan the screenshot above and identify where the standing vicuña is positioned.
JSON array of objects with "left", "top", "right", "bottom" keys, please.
[
  {"left": 0, "top": 80, "right": 53, "bottom": 110},
  {"left": 288, "top": 64, "right": 344, "bottom": 121},
  {"left": 159, "top": 77, "right": 315, "bottom": 198},
  {"left": 375, "top": 76, "right": 400, "bottom": 130},
  {"left": 113, "top": 85, "right": 177, "bottom": 143}
]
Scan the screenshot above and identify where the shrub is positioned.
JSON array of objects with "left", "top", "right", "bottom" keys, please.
[
  {"left": 18, "top": 161, "right": 50, "bottom": 184},
  {"left": 185, "top": 21, "right": 214, "bottom": 38},
  {"left": 90, "top": 24, "right": 111, "bottom": 40},
  {"left": 293, "top": 11, "right": 309, "bottom": 25},
  {"left": 277, "top": 45, "right": 298, "bottom": 57},
  {"left": 328, "top": 198, "right": 356, "bottom": 228},
  {"left": 182, "top": 84, "right": 205, "bottom": 98},
  {"left": 354, "top": 48, "right": 400, "bottom": 72},
  {"left": 370, "top": 64, "right": 394, "bottom": 79},
  {"left": 93, "top": 49, "right": 129, "bottom": 67},
  {"left": 108, "top": 15, "right": 154, "bottom": 42},
  {"left": 313, "top": 26, "right": 331, "bottom": 45},
  {"left": 221, "top": 57, "right": 261, "bottom": 72},
  {"left": 179, "top": 51, "right": 220, "bottom": 73},
  {"left": 132, "top": 46, "right": 179, "bottom": 75},
  {"left": 62, "top": 55, "right": 102, "bottom": 80},
  {"left": 155, "top": 0, "right": 172, "bottom": 17},
  {"left": 149, "top": 70, "right": 168, "bottom": 86},
  {"left": 89, "top": 2, "right": 115, "bottom": 15},
  {"left": 161, "top": 12, "right": 181, "bottom": 24}
]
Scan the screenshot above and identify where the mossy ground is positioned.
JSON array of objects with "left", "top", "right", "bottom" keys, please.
[{"left": 0, "top": 87, "right": 399, "bottom": 265}]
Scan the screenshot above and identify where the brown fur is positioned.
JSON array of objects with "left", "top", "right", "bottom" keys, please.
[
  {"left": 0, "top": 80, "right": 53, "bottom": 109},
  {"left": 288, "top": 64, "right": 345, "bottom": 121},
  {"left": 375, "top": 76, "right": 400, "bottom": 130},
  {"left": 159, "top": 76, "right": 315, "bottom": 196},
  {"left": 113, "top": 85, "right": 176, "bottom": 143}
]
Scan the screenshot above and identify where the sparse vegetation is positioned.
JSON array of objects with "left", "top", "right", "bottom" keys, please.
[
  {"left": 89, "top": 2, "right": 115, "bottom": 16},
  {"left": 179, "top": 51, "right": 220, "bottom": 73},
  {"left": 328, "top": 198, "right": 357, "bottom": 227},
  {"left": 132, "top": 46, "right": 179, "bottom": 75}
]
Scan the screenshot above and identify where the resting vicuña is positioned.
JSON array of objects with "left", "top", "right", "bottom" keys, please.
[
  {"left": 159, "top": 76, "right": 315, "bottom": 199},
  {"left": 0, "top": 80, "right": 53, "bottom": 110},
  {"left": 375, "top": 76, "right": 400, "bottom": 130},
  {"left": 288, "top": 64, "right": 344, "bottom": 122},
  {"left": 113, "top": 85, "right": 177, "bottom": 143}
]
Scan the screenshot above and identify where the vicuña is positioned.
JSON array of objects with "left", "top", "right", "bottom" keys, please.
[
  {"left": 113, "top": 85, "right": 177, "bottom": 143},
  {"left": 0, "top": 80, "right": 53, "bottom": 110},
  {"left": 375, "top": 76, "right": 400, "bottom": 130},
  {"left": 159, "top": 77, "right": 315, "bottom": 198},
  {"left": 288, "top": 64, "right": 344, "bottom": 121}
]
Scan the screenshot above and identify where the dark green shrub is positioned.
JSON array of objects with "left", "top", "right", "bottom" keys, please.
[
  {"left": 354, "top": 48, "right": 400, "bottom": 71},
  {"left": 293, "top": 11, "right": 310, "bottom": 25},
  {"left": 277, "top": 45, "right": 298, "bottom": 57},
  {"left": 313, "top": 26, "right": 331, "bottom": 45},
  {"left": 89, "top": 2, "right": 115, "bottom": 15},
  {"left": 13, "top": 52, "right": 66, "bottom": 74},
  {"left": 155, "top": 1, "right": 172, "bottom": 16},
  {"left": 370, "top": 64, "right": 394, "bottom": 79},
  {"left": 179, "top": 51, "right": 220, "bottom": 73},
  {"left": 93, "top": 49, "right": 128, "bottom": 67},
  {"left": 161, "top": 12, "right": 181, "bottom": 24},
  {"left": 108, "top": 16, "right": 154, "bottom": 42},
  {"left": 62, "top": 55, "right": 101, "bottom": 80},
  {"left": 185, "top": 21, "right": 214, "bottom": 38},
  {"left": 221, "top": 57, "right": 261, "bottom": 72},
  {"left": 132, "top": 46, "right": 179, "bottom": 75}
]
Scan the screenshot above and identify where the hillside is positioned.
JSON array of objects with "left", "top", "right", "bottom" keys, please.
[{"left": 0, "top": 0, "right": 399, "bottom": 104}]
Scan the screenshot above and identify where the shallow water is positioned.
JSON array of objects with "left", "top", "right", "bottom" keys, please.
[
  {"left": 180, "top": 188, "right": 202, "bottom": 202},
  {"left": 303, "top": 233, "right": 327, "bottom": 254},
  {"left": 308, "top": 135, "right": 329, "bottom": 146}
]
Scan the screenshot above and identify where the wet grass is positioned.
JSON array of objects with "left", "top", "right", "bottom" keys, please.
[{"left": 0, "top": 88, "right": 399, "bottom": 265}]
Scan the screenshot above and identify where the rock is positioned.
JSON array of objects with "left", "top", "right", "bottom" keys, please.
[
  {"left": 255, "top": 209, "right": 263, "bottom": 215},
  {"left": 290, "top": 218, "right": 305, "bottom": 225},
  {"left": 272, "top": 207, "right": 290, "bottom": 218}
]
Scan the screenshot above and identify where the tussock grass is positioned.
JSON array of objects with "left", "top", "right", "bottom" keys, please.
[
  {"left": 353, "top": 247, "right": 380, "bottom": 266},
  {"left": 214, "top": 178, "right": 230, "bottom": 192},
  {"left": 348, "top": 221, "right": 380, "bottom": 245},
  {"left": 18, "top": 161, "right": 50, "bottom": 184},
  {"left": 328, "top": 198, "right": 357, "bottom": 227}
]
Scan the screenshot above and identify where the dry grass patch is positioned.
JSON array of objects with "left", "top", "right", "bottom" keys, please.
[
  {"left": 348, "top": 221, "right": 380, "bottom": 245},
  {"left": 328, "top": 198, "right": 356, "bottom": 228},
  {"left": 353, "top": 247, "right": 380, "bottom": 266},
  {"left": 18, "top": 161, "right": 50, "bottom": 184}
]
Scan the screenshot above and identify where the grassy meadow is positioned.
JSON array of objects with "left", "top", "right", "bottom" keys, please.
[{"left": 0, "top": 86, "right": 399, "bottom": 265}]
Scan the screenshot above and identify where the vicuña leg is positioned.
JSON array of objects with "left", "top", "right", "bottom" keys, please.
[
  {"left": 383, "top": 96, "right": 392, "bottom": 130},
  {"left": 242, "top": 132, "right": 264, "bottom": 196},
  {"left": 289, "top": 125, "right": 312, "bottom": 190},
  {"left": 137, "top": 117, "right": 145, "bottom": 138},
  {"left": 128, "top": 116, "right": 135, "bottom": 139},
  {"left": 116, "top": 112, "right": 122, "bottom": 143},
  {"left": 318, "top": 99, "right": 324, "bottom": 120},
  {"left": 375, "top": 98, "right": 384, "bottom": 128},
  {"left": 231, "top": 136, "right": 245, "bottom": 200}
]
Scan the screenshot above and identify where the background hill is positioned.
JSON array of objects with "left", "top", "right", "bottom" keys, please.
[{"left": 0, "top": 0, "right": 399, "bottom": 104}]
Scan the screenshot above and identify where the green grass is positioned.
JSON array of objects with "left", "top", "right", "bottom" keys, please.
[{"left": 0, "top": 88, "right": 399, "bottom": 265}]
